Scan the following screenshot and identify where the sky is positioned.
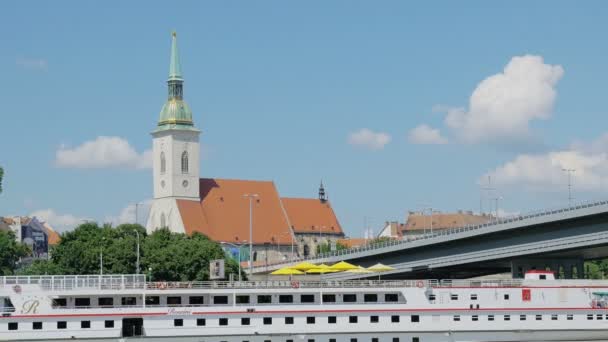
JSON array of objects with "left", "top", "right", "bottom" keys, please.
[{"left": 2, "top": 1, "right": 608, "bottom": 236}]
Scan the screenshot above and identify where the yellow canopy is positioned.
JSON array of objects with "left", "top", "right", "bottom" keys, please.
[
  {"left": 271, "top": 267, "right": 305, "bottom": 275},
  {"left": 346, "top": 266, "right": 373, "bottom": 273},
  {"left": 306, "top": 268, "right": 339, "bottom": 274},
  {"left": 329, "top": 261, "right": 359, "bottom": 271},
  {"left": 291, "top": 262, "right": 318, "bottom": 271},
  {"left": 367, "top": 263, "right": 395, "bottom": 272}
]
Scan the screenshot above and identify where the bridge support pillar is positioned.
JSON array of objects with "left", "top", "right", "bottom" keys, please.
[{"left": 511, "top": 257, "right": 585, "bottom": 279}]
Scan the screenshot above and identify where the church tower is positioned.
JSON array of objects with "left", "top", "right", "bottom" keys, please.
[{"left": 147, "top": 32, "right": 200, "bottom": 233}]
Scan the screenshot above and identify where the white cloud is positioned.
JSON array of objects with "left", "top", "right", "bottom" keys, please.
[
  {"left": 348, "top": 129, "right": 391, "bottom": 150},
  {"left": 104, "top": 200, "right": 152, "bottom": 227},
  {"left": 483, "top": 134, "right": 608, "bottom": 192},
  {"left": 55, "top": 136, "right": 151, "bottom": 169},
  {"left": 16, "top": 57, "right": 48, "bottom": 71},
  {"left": 438, "top": 55, "right": 564, "bottom": 144},
  {"left": 30, "top": 209, "right": 89, "bottom": 233},
  {"left": 408, "top": 124, "right": 448, "bottom": 145}
]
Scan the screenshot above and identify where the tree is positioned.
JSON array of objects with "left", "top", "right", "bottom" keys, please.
[
  {"left": 317, "top": 241, "right": 348, "bottom": 254},
  {"left": 0, "top": 230, "right": 30, "bottom": 275},
  {"left": 0, "top": 166, "right": 3, "bottom": 194},
  {"left": 18, "top": 259, "right": 63, "bottom": 275}
]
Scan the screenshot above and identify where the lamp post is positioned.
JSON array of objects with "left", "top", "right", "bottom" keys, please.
[
  {"left": 220, "top": 241, "right": 246, "bottom": 282},
  {"left": 133, "top": 230, "right": 140, "bottom": 275},
  {"left": 562, "top": 168, "right": 576, "bottom": 206},
  {"left": 243, "top": 193, "right": 259, "bottom": 276},
  {"left": 417, "top": 204, "right": 433, "bottom": 236},
  {"left": 99, "top": 237, "right": 106, "bottom": 276}
]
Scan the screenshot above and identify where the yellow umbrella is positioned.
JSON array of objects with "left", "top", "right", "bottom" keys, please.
[
  {"left": 346, "top": 266, "right": 373, "bottom": 273},
  {"left": 291, "top": 262, "right": 318, "bottom": 271},
  {"left": 329, "top": 261, "right": 359, "bottom": 271},
  {"left": 367, "top": 263, "right": 395, "bottom": 272},
  {"left": 306, "top": 268, "right": 338, "bottom": 274},
  {"left": 271, "top": 267, "right": 305, "bottom": 275}
]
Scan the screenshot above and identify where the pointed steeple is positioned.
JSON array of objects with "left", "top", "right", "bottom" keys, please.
[
  {"left": 319, "top": 181, "right": 327, "bottom": 203},
  {"left": 168, "top": 31, "right": 183, "bottom": 81}
]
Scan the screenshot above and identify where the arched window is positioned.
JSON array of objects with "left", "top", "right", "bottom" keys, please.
[
  {"left": 253, "top": 251, "right": 258, "bottom": 262},
  {"left": 160, "top": 213, "right": 166, "bottom": 228},
  {"left": 160, "top": 152, "right": 166, "bottom": 174},
  {"left": 181, "top": 151, "right": 188, "bottom": 174},
  {"left": 303, "top": 245, "right": 310, "bottom": 257}
]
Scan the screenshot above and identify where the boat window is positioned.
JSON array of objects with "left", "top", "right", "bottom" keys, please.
[
  {"left": 301, "top": 294, "right": 315, "bottom": 303},
  {"left": 329, "top": 339, "right": 336, "bottom": 342},
  {"left": 411, "top": 315, "right": 420, "bottom": 322},
  {"left": 81, "top": 321, "right": 91, "bottom": 329},
  {"left": 241, "top": 317, "right": 250, "bottom": 325},
  {"left": 105, "top": 320, "right": 114, "bottom": 328},
  {"left": 219, "top": 318, "right": 228, "bottom": 326},
  {"left": 551, "top": 314, "right": 558, "bottom": 320},
  {"left": 57, "top": 321, "right": 67, "bottom": 329},
  {"left": 98, "top": 297, "right": 113, "bottom": 307},
  {"left": 372, "top": 338, "right": 379, "bottom": 342},
  {"left": 343, "top": 294, "right": 357, "bottom": 302},
  {"left": 393, "top": 338, "right": 400, "bottom": 342},
  {"left": 520, "top": 315, "right": 526, "bottom": 321},
  {"left": 285, "top": 317, "right": 294, "bottom": 324},
  {"left": 370, "top": 315, "right": 379, "bottom": 323},
  {"left": 391, "top": 315, "right": 400, "bottom": 323},
  {"left": 197, "top": 318, "right": 206, "bottom": 326},
  {"left": 450, "top": 294, "right": 458, "bottom": 300},
  {"left": 350, "top": 339, "right": 357, "bottom": 342},
  {"left": 567, "top": 314, "right": 573, "bottom": 320},
  {"left": 503, "top": 294, "right": 510, "bottom": 300},
  {"left": 470, "top": 294, "right": 478, "bottom": 300},
  {"left": 536, "top": 315, "right": 543, "bottom": 321},
  {"left": 214, "top": 296, "right": 228, "bottom": 305},
  {"left": 364, "top": 294, "right": 378, "bottom": 302},
  {"left": 598, "top": 314, "right": 604, "bottom": 320},
  {"left": 146, "top": 296, "right": 160, "bottom": 305},
  {"left": 174, "top": 319, "right": 183, "bottom": 327},
  {"left": 385, "top": 293, "right": 399, "bottom": 302},
  {"left": 428, "top": 294, "right": 436, "bottom": 301},
  {"left": 588, "top": 314, "right": 594, "bottom": 320},
  {"left": 8, "top": 322, "right": 17, "bottom": 330},
  {"left": 168, "top": 296, "right": 182, "bottom": 306},
  {"left": 472, "top": 315, "right": 478, "bottom": 321},
  {"left": 349, "top": 316, "right": 358, "bottom": 323},
  {"left": 33, "top": 322, "right": 42, "bottom": 330},
  {"left": 453, "top": 315, "right": 460, "bottom": 321},
  {"left": 488, "top": 315, "right": 494, "bottom": 321},
  {"left": 308, "top": 339, "right": 314, "bottom": 342},
  {"left": 504, "top": 315, "right": 510, "bottom": 321},
  {"left": 75, "top": 298, "right": 91, "bottom": 307},
  {"left": 322, "top": 294, "right": 336, "bottom": 303},
  {"left": 263, "top": 317, "right": 272, "bottom": 325},
  {"left": 236, "top": 295, "right": 249, "bottom": 304},
  {"left": 328, "top": 316, "right": 337, "bottom": 324},
  {"left": 189, "top": 296, "right": 205, "bottom": 305},
  {"left": 257, "top": 295, "right": 271, "bottom": 304},
  {"left": 122, "top": 297, "right": 137, "bottom": 306},
  {"left": 279, "top": 295, "right": 293, "bottom": 303},
  {"left": 412, "top": 338, "right": 419, "bottom": 342},
  {"left": 53, "top": 298, "right": 67, "bottom": 307},
  {"left": 287, "top": 340, "right": 294, "bottom": 342},
  {"left": 307, "top": 316, "right": 315, "bottom": 324}
]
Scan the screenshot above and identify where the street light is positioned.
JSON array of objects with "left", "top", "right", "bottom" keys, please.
[
  {"left": 417, "top": 204, "right": 433, "bottom": 235},
  {"left": 562, "top": 168, "right": 576, "bottom": 206},
  {"left": 220, "top": 241, "right": 246, "bottom": 282},
  {"left": 133, "top": 202, "right": 144, "bottom": 225},
  {"left": 99, "top": 237, "right": 106, "bottom": 276},
  {"left": 243, "top": 193, "right": 259, "bottom": 276},
  {"left": 133, "top": 229, "right": 140, "bottom": 275}
]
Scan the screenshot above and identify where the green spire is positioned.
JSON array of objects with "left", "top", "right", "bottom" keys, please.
[{"left": 169, "top": 31, "right": 182, "bottom": 81}]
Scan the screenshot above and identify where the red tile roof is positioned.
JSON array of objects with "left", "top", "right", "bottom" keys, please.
[
  {"left": 337, "top": 238, "right": 369, "bottom": 249},
  {"left": 280, "top": 198, "right": 343, "bottom": 235},
  {"left": 177, "top": 178, "right": 295, "bottom": 245},
  {"left": 403, "top": 212, "right": 491, "bottom": 232}
]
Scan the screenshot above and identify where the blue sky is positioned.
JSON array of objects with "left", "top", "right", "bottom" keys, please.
[{"left": 2, "top": 1, "right": 608, "bottom": 235}]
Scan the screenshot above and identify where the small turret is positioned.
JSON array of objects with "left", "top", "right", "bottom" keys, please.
[{"left": 319, "top": 181, "right": 327, "bottom": 203}]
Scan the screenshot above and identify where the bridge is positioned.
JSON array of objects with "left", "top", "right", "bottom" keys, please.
[{"left": 253, "top": 199, "right": 608, "bottom": 279}]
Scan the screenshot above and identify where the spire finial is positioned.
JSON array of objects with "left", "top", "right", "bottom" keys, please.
[
  {"left": 169, "top": 31, "right": 182, "bottom": 81},
  {"left": 319, "top": 180, "right": 327, "bottom": 203}
]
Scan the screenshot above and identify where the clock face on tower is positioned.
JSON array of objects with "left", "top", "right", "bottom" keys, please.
[{"left": 182, "top": 180, "right": 189, "bottom": 188}]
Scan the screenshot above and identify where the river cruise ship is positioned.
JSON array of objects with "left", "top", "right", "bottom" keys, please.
[{"left": 1, "top": 270, "right": 608, "bottom": 342}]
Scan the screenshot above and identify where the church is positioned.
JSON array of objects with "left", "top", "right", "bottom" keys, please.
[{"left": 146, "top": 33, "right": 344, "bottom": 264}]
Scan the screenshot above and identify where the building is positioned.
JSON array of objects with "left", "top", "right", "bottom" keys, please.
[
  {"left": 377, "top": 221, "right": 405, "bottom": 239},
  {"left": 146, "top": 33, "right": 344, "bottom": 263},
  {"left": 0, "top": 216, "right": 60, "bottom": 259},
  {"left": 402, "top": 210, "right": 491, "bottom": 237}
]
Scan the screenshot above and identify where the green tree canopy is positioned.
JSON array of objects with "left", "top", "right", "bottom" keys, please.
[{"left": 0, "top": 230, "right": 30, "bottom": 275}]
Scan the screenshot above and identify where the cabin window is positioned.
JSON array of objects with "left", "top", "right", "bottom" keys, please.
[
  {"left": 470, "top": 294, "right": 478, "bottom": 300},
  {"left": 105, "top": 320, "right": 114, "bottom": 328},
  {"left": 349, "top": 316, "right": 358, "bottom": 323},
  {"left": 308, "top": 340, "right": 315, "bottom": 342},
  {"left": 350, "top": 339, "right": 357, "bottom": 342},
  {"left": 81, "top": 321, "right": 91, "bottom": 329},
  {"left": 551, "top": 314, "right": 558, "bottom": 320},
  {"left": 391, "top": 315, "right": 400, "bottom": 323},
  {"left": 598, "top": 314, "right": 604, "bottom": 320},
  {"left": 174, "top": 319, "right": 183, "bottom": 327},
  {"left": 8, "top": 322, "right": 17, "bottom": 330},
  {"left": 263, "top": 317, "right": 272, "bottom": 325},
  {"left": 504, "top": 315, "right": 510, "bottom": 321},
  {"left": 285, "top": 317, "right": 294, "bottom": 324},
  {"left": 236, "top": 295, "right": 249, "bottom": 304},
  {"left": 307, "top": 316, "right": 315, "bottom": 324},
  {"left": 329, "top": 339, "right": 336, "bottom": 342},
  {"left": 279, "top": 295, "right": 293, "bottom": 303},
  {"left": 412, "top": 338, "right": 419, "bottom": 342},
  {"left": 146, "top": 296, "right": 160, "bottom": 305},
  {"left": 241, "top": 318, "right": 250, "bottom": 325},
  {"left": 189, "top": 296, "right": 205, "bottom": 305},
  {"left": 450, "top": 294, "right": 458, "bottom": 300},
  {"left": 567, "top": 314, "right": 573, "bottom": 320},
  {"left": 540, "top": 274, "right": 547, "bottom": 280},
  {"left": 370, "top": 315, "right": 379, "bottom": 323},
  {"left": 53, "top": 298, "right": 67, "bottom": 307},
  {"left": 588, "top": 314, "right": 594, "bottom": 320},
  {"left": 214, "top": 296, "right": 228, "bottom": 305},
  {"left": 75, "top": 298, "right": 91, "bottom": 307},
  {"left": 385, "top": 293, "right": 399, "bottom": 302},
  {"left": 98, "top": 297, "right": 113, "bottom": 306},
  {"left": 33, "top": 322, "right": 42, "bottom": 330},
  {"left": 197, "top": 318, "right": 206, "bottom": 326},
  {"left": 328, "top": 316, "right": 337, "bottom": 324},
  {"left": 428, "top": 294, "right": 436, "bottom": 301},
  {"left": 372, "top": 339, "right": 379, "bottom": 342},
  {"left": 219, "top": 318, "right": 228, "bottom": 326},
  {"left": 488, "top": 315, "right": 494, "bottom": 321},
  {"left": 364, "top": 294, "right": 378, "bottom": 302},
  {"left": 301, "top": 294, "right": 315, "bottom": 303},
  {"left": 57, "top": 321, "right": 67, "bottom": 329},
  {"left": 520, "top": 315, "right": 526, "bottom": 321},
  {"left": 536, "top": 315, "right": 543, "bottom": 321},
  {"left": 411, "top": 315, "right": 420, "bottom": 322},
  {"left": 503, "top": 294, "right": 510, "bottom": 300},
  {"left": 257, "top": 295, "right": 271, "bottom": 304},
  {"left": 122, "top": 297, "right": 137, "bottom": 306},
  {"left": 343, "top": 294, "right": 357, "bottom": 302},
  {"left": 393, "top": 338, "right": 400, "bottom": 342},
  {"left": 472, "top": 315, "right": 478, "bottom": 321},
  {"left": 322, "top": 294, "right": 336, "bottom": 303},
  {"left": 168, "top": 297, "right": 182, "bottom": 306},
  {"left": 453, "top": 315, "right": 460, "bottom": 321}
]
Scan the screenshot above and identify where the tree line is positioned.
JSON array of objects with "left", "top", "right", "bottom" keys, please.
[{"left": 0, "top": 222, "right": 242, "bottom": 281}]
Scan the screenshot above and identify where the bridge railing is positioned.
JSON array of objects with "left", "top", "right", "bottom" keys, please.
[{"left": 259, "top": 198, "right": 608, "bottom": 271}]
